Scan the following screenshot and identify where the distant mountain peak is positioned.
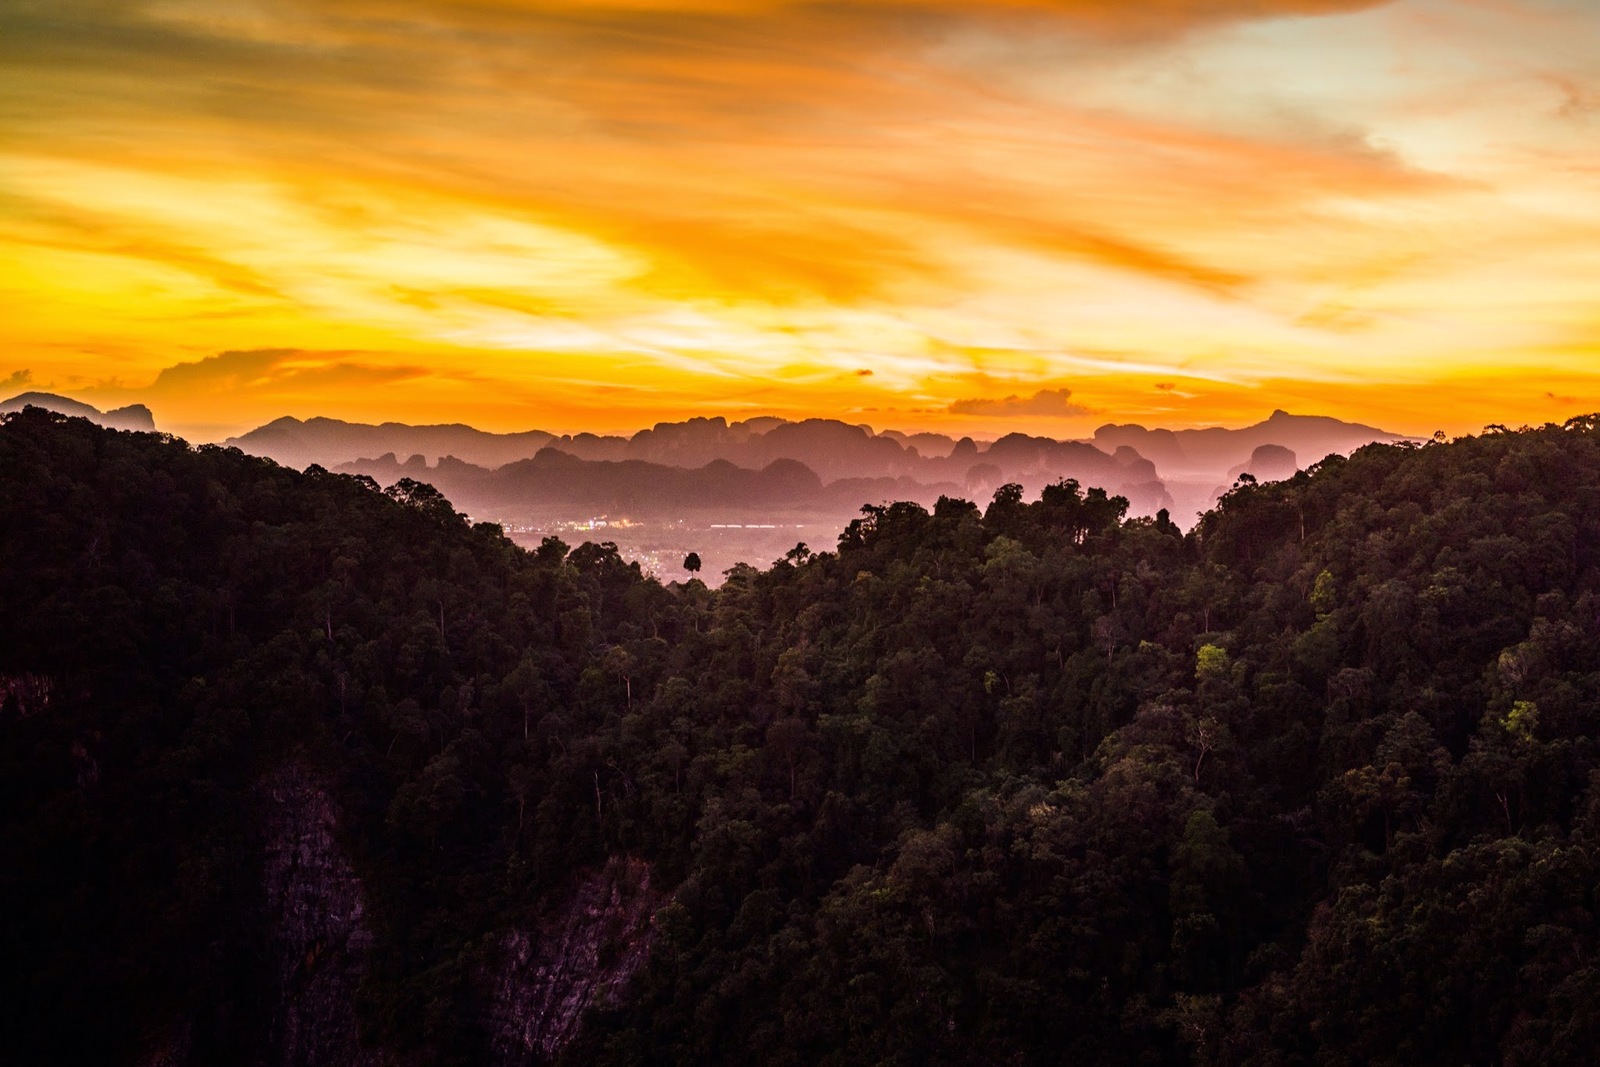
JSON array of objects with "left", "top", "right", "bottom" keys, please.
[
  {"left": 226, "top": 416, "right": 562, "bottom": 470},
  {"left": 1, "top": 391, "right": 157, "bottom": 432},
  {"left": 215, "top": 406, "right": 1414, "bottom": 534}
]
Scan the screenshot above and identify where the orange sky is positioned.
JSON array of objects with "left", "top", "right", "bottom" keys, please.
[{"left": 3, "top": 0, "right": 1599, "bottom": 442}]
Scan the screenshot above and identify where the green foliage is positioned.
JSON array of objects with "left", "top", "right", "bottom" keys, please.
[
  {"left": 1310, "top": 568, "right": 1337, "bottom": 616},
  {"left": 1195, "top": 643, "right": 1231, "bottom": 682},
  {"left": 1503, "top": 699, "right": 1539, "bottom": 741}
]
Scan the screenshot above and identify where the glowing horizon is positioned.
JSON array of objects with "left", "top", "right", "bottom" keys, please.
[{"left": 3, "top": 0, "right": 1599, "bottom": 443}]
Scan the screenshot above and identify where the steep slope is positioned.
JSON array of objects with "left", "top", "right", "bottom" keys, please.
[
  {"left": 258, "top": 766, "right": 383, "bottom": 1067},
  {"left": 0, "top": 408, "right": 672, "bottom": 1065},
  {"left": 486, "top": 856, "right": 659, "bottom": 1065}
]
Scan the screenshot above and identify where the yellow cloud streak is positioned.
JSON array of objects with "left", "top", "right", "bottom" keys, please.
[{"left": 1, "top": 0, "right": 1598, "bottom": 441}]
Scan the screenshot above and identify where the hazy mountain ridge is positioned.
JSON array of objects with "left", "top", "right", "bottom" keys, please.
[
  {"left": 234, "top": 408, "right": 1405, "bottom": 498},
  {"left": 307, "top": 410, "right": 1406, "bottom": 534},
  {"left": 334, "top": 446, "right": 1160, "bottom": 525},
  {"left": 0, "top": 391, "right": 156, "bottom": 433},
  {"left": 225, "top": 415, "right": 563, "bottom": 470},
  {"left": 345, "top": 449, "right": 847, "bottom": 517},
  {"left": 1094, "top": 408, "right": 1411, "bottom": 477},
  {"left": 5, "top": 391, "right": 1412, "bottom": 531}
]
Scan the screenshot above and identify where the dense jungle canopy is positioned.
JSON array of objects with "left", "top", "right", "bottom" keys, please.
[{"left": 5, "top": 407, "right": 1600, "bottom": 1065}]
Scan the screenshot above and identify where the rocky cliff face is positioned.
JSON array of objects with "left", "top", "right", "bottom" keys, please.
[
  {"left": 258, "top": 766, "right": 384, "bottom": 1067},
  {"left": 485, "top": 855, "right": 659, "bottom": 1065},
  {"left": 134, "top": 768, "right": 658, "bottom": 1065},
  {"left": 0, "top": 671, "right": 54, "bottom": 717}
]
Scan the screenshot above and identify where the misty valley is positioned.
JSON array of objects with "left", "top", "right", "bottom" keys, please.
[{"left": 1, "top": 391, "right": 1414, "bottom": 583}]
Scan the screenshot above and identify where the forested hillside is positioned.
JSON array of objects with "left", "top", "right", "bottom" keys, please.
[{"left": 5, "top": 407, "right": 1600, "bottom": 1065}]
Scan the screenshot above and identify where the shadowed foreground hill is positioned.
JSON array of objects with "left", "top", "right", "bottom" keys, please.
[{"left": 5, "top": 407, "right": 1600, "bottom": 1065}]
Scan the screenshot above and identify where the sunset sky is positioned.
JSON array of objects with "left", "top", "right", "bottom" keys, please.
[{"left": 3, "top": 0, "right": 1599, "bottom": 442}]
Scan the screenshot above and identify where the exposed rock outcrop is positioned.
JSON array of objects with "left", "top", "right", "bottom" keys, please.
[
  {"left": 485, "top": 856, "right": 659, "bottom": 1065},
  {"left": 133, "top": 769, "right": 657, "bottom": 1066},
  {"left": 258, "top": 766, "right": 382, "bottom": 1067},
  {"left": 1226, "top": 443, "right": 1298, "bottom": 486},
  {"left": 0, "top": 672, "right": 53, "bottom": 717},
  {"left": 1211, "top": 444, "right": 1301, "bottom": 505}
]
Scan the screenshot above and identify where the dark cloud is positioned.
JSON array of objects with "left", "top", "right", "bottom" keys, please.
[
  {"left": 149, "top": 349, "right": 297, "bottom": 391},
  {"left": 148, "top": 349, "right": 430, "bottom": 393},
  {"left": 1, "top": 369, "right": 33, "bottom": 390},
  {"left": 949, "top": 387, "right": 1090, "bottom": 417}
]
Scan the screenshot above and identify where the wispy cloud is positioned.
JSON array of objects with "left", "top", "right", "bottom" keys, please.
[{"left": 0, "top": 0, "right": 1432, "bottom": 305}]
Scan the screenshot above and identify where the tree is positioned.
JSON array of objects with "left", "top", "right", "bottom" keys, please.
[
  {"left": 1195, "top": 643, "right": 1230, "bottom": 682},
  {"left": 383, "top": 477, "right": 460, "bottom": 524},
  {"left": 683, "top": 552, "right": 702, "bottom": 575}
]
